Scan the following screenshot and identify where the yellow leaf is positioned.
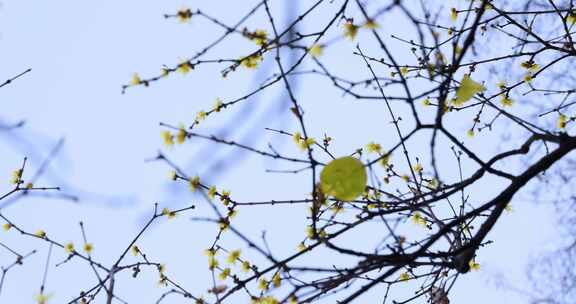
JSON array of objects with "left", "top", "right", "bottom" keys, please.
[{"left": 320, "top": 157, "right": 367, "bottom": 201}]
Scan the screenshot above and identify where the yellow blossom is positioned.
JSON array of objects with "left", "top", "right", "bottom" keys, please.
[
  {"left": 258, "top": 278, "right": 269, "bottom": 291},
  {"left": 213, "top": 98, "right": 224, "bottom": 112},
  {"left": 131, "top": 73, "right": 141, "bottom": 86},
  {"left": 272, "top": 272, "right": 281, "bottom": 288},
  {"left": 189, "top": 176, "right": 200, "bottom": 192},
  {"left": 35, "top": 229, "right": 46, "bottom": 238},
  {"left": 500, "top": 96, "right": 513, "bottom": 107},
  {"left": 422, "top": 98, "right": 431, "bottom": 106},
  {"left": 411, "top": 212, "right": 427, "bottom": 226},
  {"left": 469, "top": 260, "right": 480, "bottom": 271},
  {"left": 177, "top": 7, "right": 192, "bottom": 23},
  {"left": 161, "top": 131, "right": 174, "bottom": 147},
  {"left": 208, "top": 186, "right": 217, "bottom": 200},
  {"left": 10, "top": 169, "right": 22, "bottom": 185},
  {"left": 412, "top": 163, "right": 423, "bottom": 173},
  {"left": 401, "top": 174, "right": 410, "bottom": 182},
  {"left": 364, "top": 19, "right": 379, "bottom": 29},
  {"left": 25, "top": 182, "right": 33, "bottom": 189},
  {"left": 496, "top": 81, "right": 506, "bottom": 91},
  {"left": 178, "top": 60, "right": 193, "bottom": 74},
  {"left": 309, "top": 44, "right": 323, "bottom": 57},
  {"left": 35, "top": 293, "right": 53, "bottom": 304},
  {"left": 218, "top": 268, "right": 231, "bottom": 280},
  {"left": 399, "top": 66, "right": 408, "bottom": 77},
  {"left": 505, "top": 204, "right": 513, "bottom": 213},
  {"left": 3, "top": 223, "right": 11, "bottom": 231},
  {"left": 399, "top": 272, "right": 410, "bottom": 282},
  {"left": 467, "top": 129, "right": 475, "bottom": 138},
  {"left": 379, "top": 153, "right": 391, "bottom": 167},
  {"left": 176, "top": 128, "right": 187, "bottom": 144},
  {"left": 162, "top": 207, "right": 177, "bottom": 219},
  {"left": 558, "top": 113, "right": 567, "bottom": 129},
  {"left": 209, "top": 256, "right": 219, "bottom": 269},
  {"left": 251, "top": 29, "right": 268, "bottom": 46},
  {"left": 241, "top": 260, "right": 251, "bottom": 272},
  {"left": 168, "top": 170, "right": 177, "bottom": 181},
  {"left": 524, "top": 73, "right": 533, "bottom": 83},
  {"left": 131, "top": 245, "right": 140, "bottom": 256},
  {"left": 64, "top": 242, "right": 75, "bottom": 254},
  {"left": 343, "top": 21, "right": 358, "bottom": 40},
  {"left": 568, "top": 12, "right": 576, "bottom": 25},
  {"left": 240, "top": 54, "right": 263, "bottom": 69},
  {"left": 220, "top": 189, "right": 231, "bottom": 205},
  {"left": 297, "top": 242, "right": 306, "bottom": 252},
  {"left": 83, "top": 243, "right": 93, "bottom": 254},
  {"left": 365, "top": 142, "right": 381, "bottom": 154},
  {"left": 226, "top": 249, "right": 241, "bottom": 264},
  {"left": 453, "top": 74, "right": 486, "bottom": 106},
  {"left": 196, "top": 111, "right": 207, "bottom": 122},
  {"left": 427, "top": 178, "right": 439, "bottom": 189},
  {"left": 450, "top": 7, "right": 458, "bottom": 22}
]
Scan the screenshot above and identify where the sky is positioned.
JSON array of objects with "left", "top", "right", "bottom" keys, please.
[{"left": 0, "top": 0, "right": 562, "bottom": 303}]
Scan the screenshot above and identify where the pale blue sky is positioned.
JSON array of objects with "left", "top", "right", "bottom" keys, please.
[{"left": 0, "top": 0, "right": 560, "bottom": 303}]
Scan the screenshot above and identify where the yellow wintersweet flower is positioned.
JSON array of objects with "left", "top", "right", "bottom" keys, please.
[
  {"left": 364, "top": 19, "right": 379, "bottom": 29},
  {"left": 35, "top": 293, "right": 52, "bottom": 304},
  {"left": 524, "top": 73, "right": 533, "bottom": 83},
  {"left": 10, "top": 169, "right": 22, "bottom": 185},
  {"left": 309, "top": 44, "right": 323, "bottom": 57},
  {"left": 453, "top": 74, "right": 486, "bottom": 106},
  {"left": 399, "top": 66, "right": 408, "bottom": 77},
  {"left": 3, "top": 223, "right": 11, "bottom": 231},
  {"left": 177, "top": 60, "right": 193, "bottom": 74},
  {"left": 469, "top": 260, "right": 480, "bottom": 271},
  {"left": 213, "top": 98, "right": 224, "bottom": 112},
  {"left": 208, "top": 257, "right": 219, "bottom": 269},
  {"left": 298, "top": 137, "right": 315, "bottom": 150},
  {"left": 520, "top": 61, "right": 540, "bottom": 72},
  {"left": 343, "top": 21, "right": 358, "bottom": 40},
  {"left": 411, "top": 212, "right": 427, "bottom": 226},
  {"left": 379, "top": 153, "right": 391, "bottom": 167},
  {"left": 500, "top": 96, "right": 513, "bottom": 107},
  {"left": 467, "top": 129, "right": 475, "bottom": 138},
  {"left": 131, "top": 245, "right": 140, "bottom": 256},
  {"left": 162, "top": 207, "right": 177, "bottom": 219},
  {"left": 504, "top": 203, "right": 513, "bottom": 213},
  {"left": 251, "top": 29, "right": 268, "bottom": 46},
  {"left": 220, "top": 190, "right": 231, "bottom": 205},
  {"left": 176, "top": 128, "right": 187, "bottom": 144},
  {"left": 422, "top": 98, "right": 431, "bottom": 107},
  {"left": 168, "top": 170, "right": 177, "bottom": 181},
  {"left": 496, "top": 81, "right": 506, "bottom": 91},
  {"left": 272, "top": 272, "right": 281, "bottom": 288},
  {"left": 35, "top": 229, "right": 46, "bottom": 238},
  {"left": 83, "top": 243, "right": 93, "bottom": 254},
  {"left": 161, "top": 131, "right": 174, "bottom": 147},
  {"left": 240, "top": 54, "right": 263, "bottom": 69},
  {"left": 399, "top": 272, "right": 410, "bottom": 282},
  {"left": 25, "top": 182, "right": 33, "bottom": 189},
  {"left": 226, "top": 249, "right": 241, "bottom": 264},
  {"left": 64, "top": 242, "right": 75, "bottom": 254},
  {"left": 401, "top": 174, "right": 410, "bottom": 182},
  {"left": 412, "top": 163, "right": 423, "bottom": 173},
  {"left": 131, "top": 73, "right": 141, "bottom": 86},
  {"left": 218, "top": 267, "right": 231, "bottom": 280},
  {"left": 208, "top": 186, "right": 217, "bottom": 200},
  {"left": 450, "top": 8, "right": 458, "bottom": 22},
  {"left": 241, "top": 260, "right": 251, "bottom": 272},
  {"left": 568, "top": 12, "right": 576, "bottom": 25},
  {"left": 158, "top": 263, "right": 166, "bottom": 274},
  {"left": 258, "top": 278, "right": 269, "bottom": 291},
  {"left": 558, "top": 113, "right": 567, "bottom": 129},
  {"left": 427, "top": 178, "right": 439, "bottom": 189},
  {"left": 196, "top": 111, "right": 207, "bottom": 122},
  {"left": 365, "top": 142, "right": 381, "bottom": 154},
  {"left": 177, "top": 7, "right": 192, "bottom": 23},
  {"left": 297, "top": 242, "right": 306, "bottom": 252},
  {"left": 189, "top": 176, "right": 200, "bottom": 192}
]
